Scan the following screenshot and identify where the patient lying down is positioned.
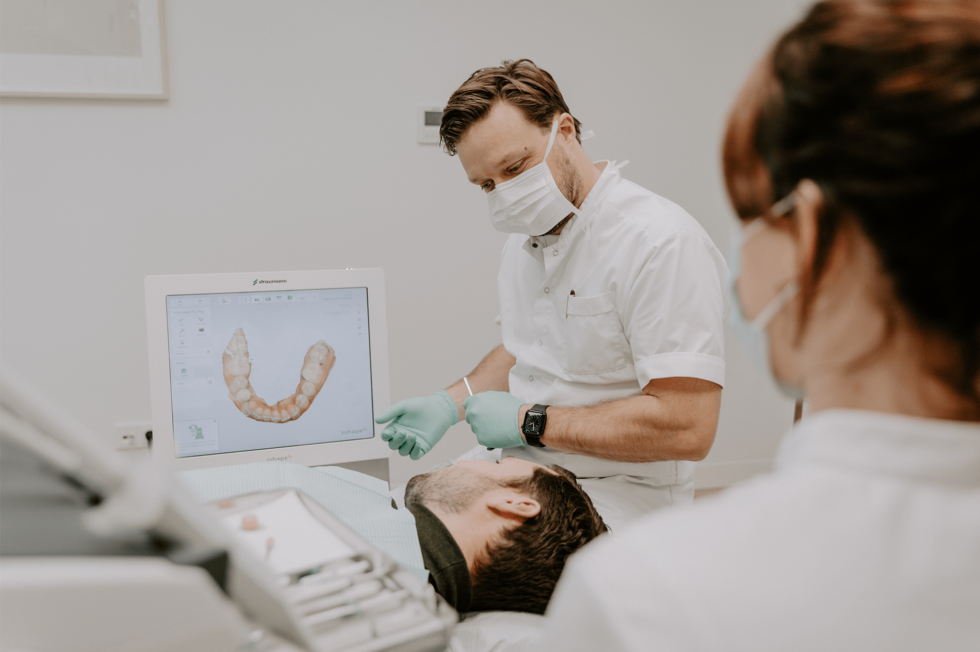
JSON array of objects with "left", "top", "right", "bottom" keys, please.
[{"left": 404, "top": 457, "right": 607, "bottom": 615}]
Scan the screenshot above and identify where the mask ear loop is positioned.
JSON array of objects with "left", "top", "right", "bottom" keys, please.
[
  {"left": 771, "top": 189, "right": 806, "bottom": 411},
  {"left": 542, "top": 120, "right": 561, "bottom": 159},
  {"left": 771, "top": 192, "right": 797, "bottom": 218},
  {"left": 751, "top": 279, "right": 800, "bottom": 328},
  {"left": 741, "top": 189, "right": 798, "bottom": 244},
  {"left": 746, "top": 189, "right": 801, "bottom": 329}
]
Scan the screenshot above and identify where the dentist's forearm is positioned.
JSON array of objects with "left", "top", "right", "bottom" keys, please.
[
  {"left": 519, "top": 377, "right": 722, "bottom": 463},
  {"left": 446, "top": 344, "right": 516, "bottom": 421}
]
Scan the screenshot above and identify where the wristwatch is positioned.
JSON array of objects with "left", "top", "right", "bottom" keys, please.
[{"left": 521, "top": 404, "right": 548, "bottom": 448}]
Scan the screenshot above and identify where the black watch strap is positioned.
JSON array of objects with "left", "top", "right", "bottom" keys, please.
[{"left": 521, "top": 404, "right": 548, "bottom": 448}]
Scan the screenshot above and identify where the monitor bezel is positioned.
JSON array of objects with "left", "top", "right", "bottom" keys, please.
[{"left": 145, "top": 268, "right": 391, "bottom": 472}]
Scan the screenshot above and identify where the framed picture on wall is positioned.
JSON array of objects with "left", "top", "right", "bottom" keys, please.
[{"left": 0, "top": 0, "right": 168, "bottom": 100}]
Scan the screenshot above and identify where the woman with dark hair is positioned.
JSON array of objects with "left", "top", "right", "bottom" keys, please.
[{"left": 542, "top": 1, "right": 980, "bottom": 649}]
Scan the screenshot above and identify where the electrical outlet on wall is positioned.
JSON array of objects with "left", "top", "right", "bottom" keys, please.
[{"left": 116, "top": 421, "right": 153, "bottom": 450}]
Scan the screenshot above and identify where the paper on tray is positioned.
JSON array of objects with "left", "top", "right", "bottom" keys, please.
[
  {"left": 179, "top": 461, "right": 426, "bottom": 578},
  {"left": 218, "top": 489, "right": 355, "bottom": 575}
]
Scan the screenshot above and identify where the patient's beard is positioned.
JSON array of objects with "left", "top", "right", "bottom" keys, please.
[{"left": 405, "top": 467, "right": 498, "bottom": 515}]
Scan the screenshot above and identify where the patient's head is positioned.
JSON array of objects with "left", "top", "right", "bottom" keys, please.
[{"left": 405, "top": 456, "right": 607, "bottom": 614}]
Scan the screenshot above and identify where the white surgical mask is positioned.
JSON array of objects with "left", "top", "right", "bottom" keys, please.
[
  {"left": 487, "top": 120, "right": 580, "bottom": 236},
  {"left": 726, "top": 195, "right": 805, "bottom": 399}
]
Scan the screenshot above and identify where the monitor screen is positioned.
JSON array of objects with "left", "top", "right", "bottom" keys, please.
[{"left": 165, "top": 287, "right": 374, "bottom": 458}]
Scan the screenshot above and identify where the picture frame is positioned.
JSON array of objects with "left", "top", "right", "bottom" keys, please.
[{"left": 0, "top": 0, "right": 168, "bottom": 100}]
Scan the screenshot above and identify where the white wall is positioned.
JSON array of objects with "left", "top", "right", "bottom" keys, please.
[{"left": 0, "top": 0, "right": 811, "bottom": 488}]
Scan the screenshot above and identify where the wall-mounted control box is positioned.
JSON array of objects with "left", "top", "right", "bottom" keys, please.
[{"left": 417, "top": 105, "right": 443, "bottom": 144}]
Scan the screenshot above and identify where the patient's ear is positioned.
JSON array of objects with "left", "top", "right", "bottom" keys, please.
[{"left": 486, "top": 492, "right": 541, "bottom": 522}]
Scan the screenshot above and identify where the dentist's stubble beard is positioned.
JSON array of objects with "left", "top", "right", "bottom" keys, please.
[{"left": 538, "top": 144, "right": 584, "bottom": 237}]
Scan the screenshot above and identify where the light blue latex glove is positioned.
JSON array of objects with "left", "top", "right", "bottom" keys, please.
[
  {"left": 375, "top": 390, "right": 458, "bottom": 460},
  {"left": 463, "top": 391, "right": 527, "bottom": 449}
]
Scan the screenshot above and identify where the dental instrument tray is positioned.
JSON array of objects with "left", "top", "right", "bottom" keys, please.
[{"left": 207, "top": 487, "right": 456, "bottom": 652}]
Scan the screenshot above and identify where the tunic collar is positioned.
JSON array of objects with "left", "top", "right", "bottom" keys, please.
[
  {"left": 575, "top": 160, "right": 624, "bottom": 226},
  {"left": 776, "top": 409, "right": 980, "bottom": 487}
]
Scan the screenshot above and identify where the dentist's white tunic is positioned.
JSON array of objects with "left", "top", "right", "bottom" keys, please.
[
  {"left": 543, "top": 410, "right": 980, "bottom": 651},
  {"left": 496, "top": 161, "right": 728, "bottom": 529}
]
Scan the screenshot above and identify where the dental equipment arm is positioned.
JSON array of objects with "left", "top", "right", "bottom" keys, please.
[
  {"left": 0, "top": 367, "right": 127, "bottom": 495},
  {"left": 0, "top": 365, "right": 315, "bottom": 650}
]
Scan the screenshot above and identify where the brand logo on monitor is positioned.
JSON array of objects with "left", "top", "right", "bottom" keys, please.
[
  {"left": 266, "top": 454, "right": 293, "bottom": 461},
  {"left": 253, "top": 279, "right": 287, "bottom": 285}
]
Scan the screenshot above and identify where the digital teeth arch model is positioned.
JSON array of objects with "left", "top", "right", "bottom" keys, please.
[{"left": 222, "top": 328, "right": 336, "bottom": 423}]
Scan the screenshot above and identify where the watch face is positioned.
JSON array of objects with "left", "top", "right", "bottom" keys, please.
[{"left": 525, "top": 412, "right": 544, "bottom": 435}]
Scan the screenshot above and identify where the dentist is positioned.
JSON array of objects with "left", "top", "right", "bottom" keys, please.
[{"left": 377, "top": 60, "right": 728, "bottom": 528}]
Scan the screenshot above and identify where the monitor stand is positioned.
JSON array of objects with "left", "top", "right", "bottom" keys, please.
[{"left": 320, "top": 457, "right": 389, "bottom": 484}]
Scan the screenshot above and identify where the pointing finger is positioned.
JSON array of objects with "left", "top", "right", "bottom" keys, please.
[{"left": 375, "top": 402, "right": 409, "bottom": 424}]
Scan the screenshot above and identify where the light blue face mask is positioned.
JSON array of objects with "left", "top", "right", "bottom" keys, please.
[{"left": 727, "top": 194, "right": 805, "bottom": 400}]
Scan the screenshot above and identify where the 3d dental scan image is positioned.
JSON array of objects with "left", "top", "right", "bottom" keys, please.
[{"left": 222, "top": 327, "right": 336, "bottom": 424}]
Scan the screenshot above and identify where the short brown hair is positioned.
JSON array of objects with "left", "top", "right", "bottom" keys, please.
[
  {"left": 440, "top": 59, "right": 582, "bottom": 156},
  {"left": 469, "top": 465, "right": 607, "bottom": 614},
  {"left": 723, "top": 0, "right": 980, "bottom": 406}
]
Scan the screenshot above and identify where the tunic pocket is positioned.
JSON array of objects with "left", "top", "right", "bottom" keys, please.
[{"left": 563, "top": 292, "right": 630, "bottom": 375}]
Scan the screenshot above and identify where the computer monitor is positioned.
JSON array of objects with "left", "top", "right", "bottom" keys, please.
[{"left": 145, "top": 269, "right": 390, "bottom": 473}]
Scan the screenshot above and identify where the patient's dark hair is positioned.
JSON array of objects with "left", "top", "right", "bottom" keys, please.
[{"left": 470, "top": 465, "right": 607, "bottom": 614}]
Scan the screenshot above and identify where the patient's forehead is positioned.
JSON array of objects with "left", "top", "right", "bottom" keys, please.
[
  {"left": 502, "top": 456, "right": 559, "bottom": 476},
  {"left": 453, "top": 456, "right": 558, "bottom": 479}
]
